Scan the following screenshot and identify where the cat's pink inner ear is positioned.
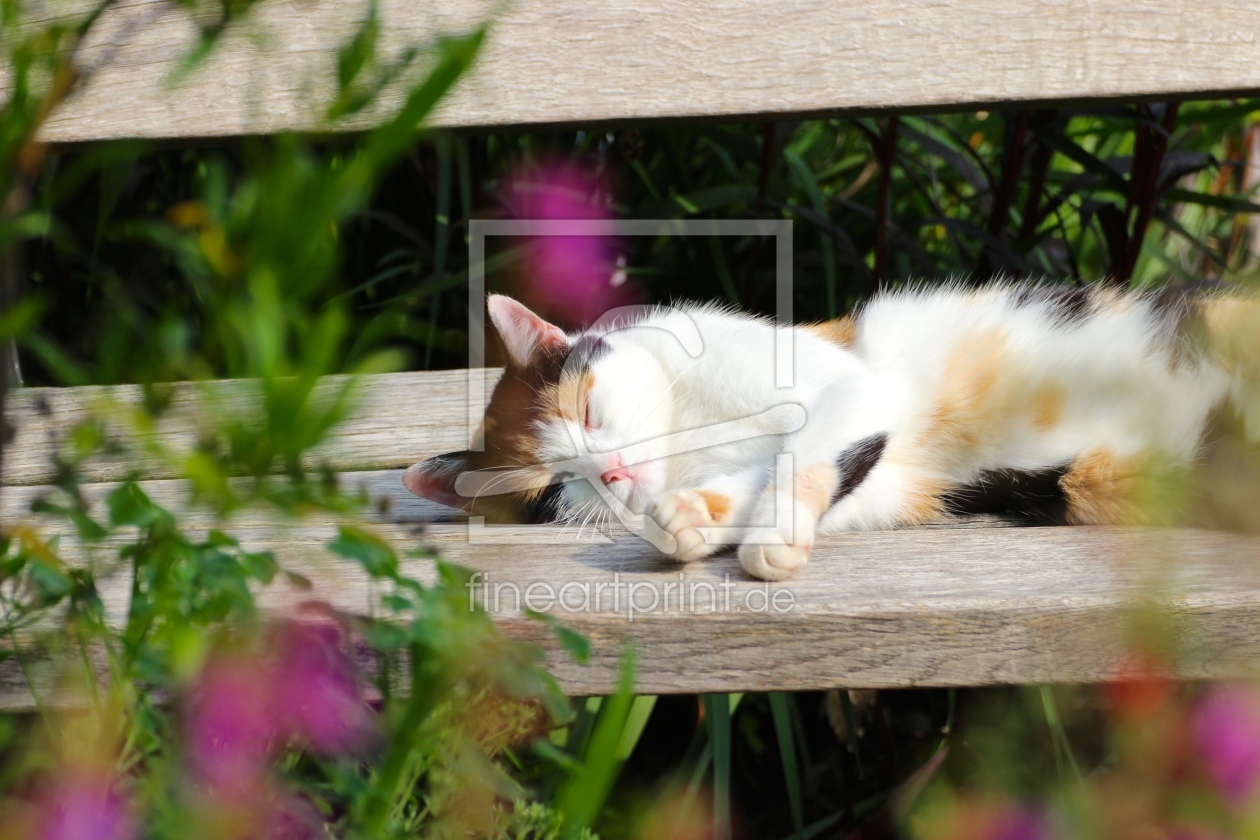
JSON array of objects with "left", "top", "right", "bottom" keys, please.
[
  {"left": 487, "top": 294, "right": 567, "bottom": 367},
  {"left": 402, "top": 460, "right": 468, "bottom": 509}
]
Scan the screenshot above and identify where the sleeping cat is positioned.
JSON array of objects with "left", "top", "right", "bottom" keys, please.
[{"left": 403, "top": 284, "right": 1260, "bottom": 581}]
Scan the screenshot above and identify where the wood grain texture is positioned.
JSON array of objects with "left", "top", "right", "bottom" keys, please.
[
  {"left": 2, "top": 369, "right": 498, "bottom": 486},
  {"left": 11, "top": 0, "right": 1260, "bottom": 144},
  {"left": 6, "top": 467, "right": 1260, "bottom": 700},
  {"left": 7, "top": 372, "right": 1260, "bottom": 703}
]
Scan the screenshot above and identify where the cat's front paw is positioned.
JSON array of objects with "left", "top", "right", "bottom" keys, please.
[
  {"left": 646, "top": 489, "right": 725, "bottom": 563},
  {"left": 737, "top": 506, "right": 816, "bottom": 581}
]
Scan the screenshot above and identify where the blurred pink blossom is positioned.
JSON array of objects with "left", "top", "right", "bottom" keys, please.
[
  {"left": 1192, "top": 684, "right": 1260, "bottom": 805},
  {"left": 264, "top": 792, "right": 326, "bottom": 840},
  {"left": 503, "top": 162, "right": 637, "bottom": 328},
  {"left": 32, "top": 770, "right": 136, "bottom": 840},
  {"left": 271, "top": 621, "right": 377, "bottom": 755},
  {"left": 184, "top": 620, "right": 376, "bottom": 798},
  {"left": 185, "top": 653, "right": 278, "bottom": 795},
  {"left": 987, "top": 805, "right": 1049, "bottom": 840}
]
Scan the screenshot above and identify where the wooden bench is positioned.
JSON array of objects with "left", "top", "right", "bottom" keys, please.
[
  {"left": 6, "top": 370, "right": 1260, "bottom": 705},
  {"left": 8, "top": 0, "right": 1260, "bottom": 703}
]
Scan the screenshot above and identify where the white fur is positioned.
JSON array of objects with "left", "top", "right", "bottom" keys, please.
[{"left": 493, "top": 287, "right": 1238, "bottom": 579}]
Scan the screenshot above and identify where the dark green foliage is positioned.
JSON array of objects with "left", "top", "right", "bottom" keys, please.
[{"left": 5, "top": 0, "right": 1260, "bottom": 837}]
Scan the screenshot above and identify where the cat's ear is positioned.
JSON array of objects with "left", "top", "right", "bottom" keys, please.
[
  {"left": 488, "top": 294, "right": 567, "bottom": 368},
  {"left": 402, "top": 451, "right": 472, "bottom": 509}
]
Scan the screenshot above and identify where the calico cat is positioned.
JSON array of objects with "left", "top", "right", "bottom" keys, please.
[{"left": 403, "top": 284, "right": 1260, "bottom": 581}]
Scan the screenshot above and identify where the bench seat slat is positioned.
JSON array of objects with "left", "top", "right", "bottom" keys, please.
[
  {"left": 5, "top": 465, "right": 1260, "bottom": 700},
  {"left": 6, "top": 373, "right": 1259, "bottom": 703}
]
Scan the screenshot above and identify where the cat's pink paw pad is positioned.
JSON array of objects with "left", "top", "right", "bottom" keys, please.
[
  {"left": 738, "top": 529, "right": 812, "bottom": 581},
  {"left": 647, "top": 489, "right": 719, "bottom": 563}
]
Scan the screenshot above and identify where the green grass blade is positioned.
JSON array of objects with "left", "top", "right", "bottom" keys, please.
[
  {"left": 615, "top": 695, "right": 658, "bottom": 762},
  {"left": 556, "top": 649, "right": 637, "bottom": 837},
  {"left": 784, "top": 148, "right": 838, "bottom": 317},
  {"left": 425, "top": 135, "right": 452, "bottom": 369},
  {"left": 704, "top": 693, "right": 734, "bottom": 840},
  {"left": 839, "top": 690, "right": 865, "bottom": 779},
  {"left": 770, "top": 692, "right": 805, "bottom": 840},
  {"left": 1039, "top": 685, "right": 1082, "bottom": 783}
]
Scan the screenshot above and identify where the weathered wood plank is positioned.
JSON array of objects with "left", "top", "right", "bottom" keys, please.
[
  {"left": 2, "top": 369, "right": 494, "bottom": 486},
  {"left": 6, "top": 468, "right": 1260, "bottom": 699},
  {"left": 10, "top": 0, "right": 1260, "bottom": 144}
]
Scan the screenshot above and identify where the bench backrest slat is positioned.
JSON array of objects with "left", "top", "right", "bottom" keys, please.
[
  {"left": 2, "top": 370, "right": 499, "bottom": 486},
  {"left": 12, "top": 0, "right": 1260, "bottom": 144}
]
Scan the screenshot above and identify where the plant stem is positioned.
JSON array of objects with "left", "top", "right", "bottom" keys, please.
[{"left": 873, "top": 116, "right": 900, "bottom": 292}]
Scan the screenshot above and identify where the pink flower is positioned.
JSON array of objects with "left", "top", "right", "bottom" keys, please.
[
  {"left": 32, "top": 770, "right": 136, "bottom": 840},
  {"left": 185, "top": 653, "right": 279, "bottom": 795},
  {"left": 264, "top": 793, "right": 326, "bottom": 840},
  {"left": 503, "top": 162, "right": 636, "bottom": 328},
  {"left": 184, "top": 619, "right": 375, "bottom": 797},
  {"left": 270, "top": 621, "right": 377, "bottom": 755},
  {"left": 1192, "top": 684, "right": 1260, "bottom": 804},
  {"left": 988, "top": 806, "right": 1049, "bottom": 840}
]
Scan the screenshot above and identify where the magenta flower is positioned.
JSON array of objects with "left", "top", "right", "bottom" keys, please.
[
  {"left": 989, "top": 805, "right": 1049, "bottom": 840},
  {"left": 184, "top": 653, "right": 278, "bottom": 795},
  {"left": 1192, "top": 684, "right": 1260, "bottom": 805},
  {"left": 264, "top": 792, "right": 326, "bottom": 840},
  {"left": 32, "top": 771, "right": 136, "bottom": 840},
  {"left": 503, "top": 162, "right": 636, "bottom": 328},
  {"left": 270, "top": 621, "right": 377, "bottom": 755}
]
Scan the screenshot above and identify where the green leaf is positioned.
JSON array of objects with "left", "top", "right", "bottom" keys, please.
[
  {"left": 69, "top": 510, "right": 108, "bottom": 541},
  {"left": 770, "top": 692, "right": 805, "bottom": 840},
  {"left": 704, "top": 693, "right": 734, "bottom": 840},
  {"left": 534, "top": 739, "right": 583, "bottom": 773},
  {"left": 240, "top": 551, "right": 278, "bottom": 583},
  {"left": 328, "top": 525, "right": 397, "bottom": 578},
  {"left": 28, "top": 560, "right": 72, "bottom": 604},
  {"left": 840, "top": 689, "right": 865, "bottom": 778},
  {"left": 526, "top": 609, "right": 591, "bottom": 664},
  {"left": 556, "top": 647, "right": 637, "bottom": 837},
  {"left": 380, "top": 593, "right": 413, "bottom": 613},
  {"left": 360, "top": 618, "right": 409, "bottom": 651},
  {"left": 615, "top": 695, "right": 657, "bottom": 762},
  {"left": 106, "top": 482, "right": 157, "bottom": 528},
  {"left": 1165, "top": 187, "right": 1260, "bottom": 215}
]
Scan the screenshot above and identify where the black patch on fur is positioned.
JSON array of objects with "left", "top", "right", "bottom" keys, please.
[
  {"left": 1011, "top": 284, "right": 1092, "bottom": 325},
  {"left": 568, "top": 334, "right": 612, "bottom": 369},
  {"left": 830, "top": 433, "right": 889, "bottom": 507},
  {"left": 525, "top": 483, "right": 563, "bottom": 522},
  {"left": 528, "top": 333, "right": 611, "bottom": 387},
  {"left": 942, "top": 466, "right": 1070, "bottom": 522}
]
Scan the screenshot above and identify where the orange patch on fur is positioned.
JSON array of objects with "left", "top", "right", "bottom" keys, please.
[
  {"left": 1029, "top": 381, "right": 1066, "bottom": 430},
  {"left": 1059, "top": 449, "right": 1144, "bottom": 526},
  {"left": 696, "top": 490, "right": 733, "bottom": 523},
  {"left": 541, "top": 370, "right": 595, "bottom": 422},
  {"left": 805, "top": 317, "right": 858, "bottom": 349},
  {"left": 896, "top": 475, "right": 950, "bottom": 525},
  {"left": 917, "top": 328, "right": 1012, "bottom": 463},
  {"left": 794, "top": 463, "right": 841, "bottom": 517}
]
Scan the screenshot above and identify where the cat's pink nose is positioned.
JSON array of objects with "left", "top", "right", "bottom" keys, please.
[{"left": 601, "top": 467, "right": 633, "bottom": 485}]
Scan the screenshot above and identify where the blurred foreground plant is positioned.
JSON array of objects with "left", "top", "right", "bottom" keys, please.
[{"left": 0, "top": 2, "right": 641, "bottom": 838}]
